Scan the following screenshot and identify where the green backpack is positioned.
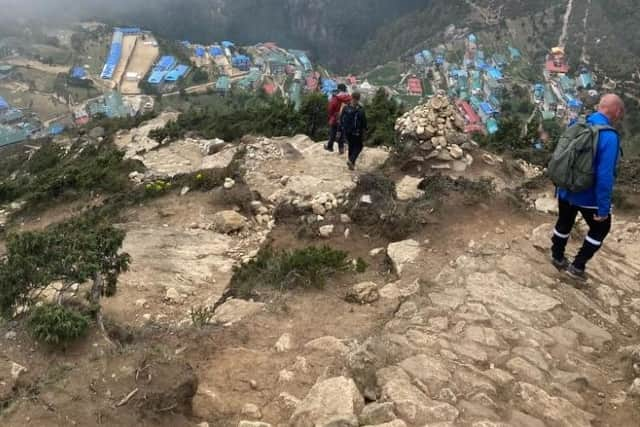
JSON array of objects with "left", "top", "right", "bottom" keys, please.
[{"left": 547, "top": 120, "right": 616, "bottom": 192}]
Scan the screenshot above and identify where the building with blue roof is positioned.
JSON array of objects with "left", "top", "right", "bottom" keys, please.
[
  {"left": 486, "top": 118, "right": 499, "bottom": 134},
  {"left": 435, "top": 55, "right": 445, "bottom": 66},
  {"left": 210, "top": 46, "right": 223, "bottom": 57},
  {"left": 48, "top": 123, "right": 65, "bottom": 135},
  {"left": 475, "top": 60, "right": 489, "bottom": 71},
  {"left": 71, "top": 66, "right": 87, "bottom": 79},
  {"left": 232, "top": 54, "right": 251, "bottom": 71},
  {"left": 487, "top": 67, "right": 503, "bottom": 81},
  {"left": 422, "top": 50, "right": 433, "bottom": 64},
  {"left": 533, "top": 83, "right": 545, "bottom": 102},
  {"left": 101, "top": 30, "right": 123, "bottom": 79},
  {"left": 568, "top": 98, "right": 583, "bottom": 111},
  {"left": 148, "top": 71, "right": 168, "bottom": 84},
  {"left": 468, "top": 34, "right": 477, "bottom": 43},
  {"left": 321, "top": 79, "right": 338, "bottom": 96},
  {"left": 221, "top": 41, "right": 235, "bottom": 49},
  {"left": 415, "top": 53, "right": 425, "bottom": 65},
  {"left": 164, "top": 65, "right": 190, "bottom": 82},
  {"left": 478, "top": 102, "right": 497, "bottom": 123},
  {"left": 480, "top": 103, "right": 495, "bottom": 115},
  {"left": 155, "top": 56, "right": 177, "bottom": 72},
  {"left": 194, "top": 46, "right": 205, "bottom": 58}
]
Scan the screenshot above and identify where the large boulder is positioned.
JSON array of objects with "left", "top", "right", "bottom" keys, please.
[
  {"left": 346, "top": 282, "right": 380, "bottom": 305},
  {"left": 396, "top": 176, "right": 424, "bottom": 201},
  {"left": 212, "top": 210, "right": 247, "bottom": 234},
  {"left": 387, "top": 240, "right": 422, "bottom": 276},
  {"left": 290, "top": 376, "right": 365, "bottom": 427}
]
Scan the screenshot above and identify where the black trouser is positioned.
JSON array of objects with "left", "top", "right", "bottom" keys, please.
[
  {"left": 551, "top": 198, "right": 612, "bottom": 270},
  {"left": 327, "top": 123, "right": 345, "bottom": 152},
  {"left": 346, "top": 133, "right": 364, "bottom": 165}
]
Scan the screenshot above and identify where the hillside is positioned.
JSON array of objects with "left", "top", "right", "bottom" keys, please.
[{"left": 1, "top": 88, "right": 640, "bottom": 425}]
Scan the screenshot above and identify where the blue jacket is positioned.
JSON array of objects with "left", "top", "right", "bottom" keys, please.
[{"left": 558, "top": 112, "right": 620, "bottom": 216}]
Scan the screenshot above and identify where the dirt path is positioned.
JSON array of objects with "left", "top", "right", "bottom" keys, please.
[
  {"left": 2, "top": 58, "right": 69, "bottom": 74},
  {"left": 112, "top": 35, "right": 137, "bottom": 91},
  {"left": 581, "top": 0, "right": 592, "bottom": 64},
  {"left": 559, "top": 0, "right": 575, "bottom": 48}
]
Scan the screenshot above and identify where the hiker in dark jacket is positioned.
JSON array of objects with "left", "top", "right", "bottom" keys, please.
[
  {"left": 551, "top": 94, "right": 625, "bottom": 281},
  {"left": 325, "top": 83, "right": 351, "bottom": 154},
  {"left": 340, "top": 92, "right": 368, "bottom": 170}
]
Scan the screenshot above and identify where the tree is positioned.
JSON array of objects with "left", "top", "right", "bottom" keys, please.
[
  {"left": 299, "top": 92, "right": 328, "bottom": 140},
  {"left": 480, "top": 115, "right": 525, "bottom": 152},
  {"left": 365, "top": 88, "right": 403, "bottom": 146},
  {"left": 191, "top": 68, "right": 209, "bottom": 84},
  {"left": 0, "top": 214, "right": 130, "bottom": 339}
]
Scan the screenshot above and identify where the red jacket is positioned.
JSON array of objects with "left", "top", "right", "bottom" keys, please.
[{"left": 328, "top": 92, "right": 352, "bottom": 126}]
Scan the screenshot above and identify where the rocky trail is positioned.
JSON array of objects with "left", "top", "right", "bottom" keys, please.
[{"left": 1, "top": 100, "right": 640, "bottom": 427}]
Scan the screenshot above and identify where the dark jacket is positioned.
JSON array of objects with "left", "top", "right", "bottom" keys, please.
[
  {"left": 340, "top": 104, "right": 367, "bottom": 136},
  {"left": 557, "top": 112, "right": 621, "bottom": 216}
]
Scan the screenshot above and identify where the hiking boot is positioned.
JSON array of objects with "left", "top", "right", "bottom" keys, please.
[
  {"left": 324, "top": 144, "right": 333, "bottom": 152},
  {"left": 552, "top": 257, "right": 570, "bottom": 271},
  {"left": 338, "top": 147, "right": 345, "bottom": 155},
  {"left": 346, "top": 160, "right": 355, "bottom": 171},
  {"left": 565, "top": 264, "right": 587, "bottom": 283}
]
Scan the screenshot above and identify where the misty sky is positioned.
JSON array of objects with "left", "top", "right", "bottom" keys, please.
[{"left": 0, "top": 0, "right": 150, "bottom": 22}]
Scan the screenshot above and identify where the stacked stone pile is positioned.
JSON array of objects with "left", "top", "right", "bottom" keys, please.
[{"left": 395, "top": 94, "right": 476, "bottom": 172}]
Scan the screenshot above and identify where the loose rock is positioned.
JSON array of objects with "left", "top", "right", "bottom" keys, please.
[
  {"left": 290, "top": 376, "right": 364, "bottom": 427},
  {"left": 275, "top": 333, "right": 294, "bottom": 353},
  {"left": 212, "top": 211, "right": 247, "bottom": 234},
  {"left": 346, "top": 282, "right": 380, "bottom": 304}
]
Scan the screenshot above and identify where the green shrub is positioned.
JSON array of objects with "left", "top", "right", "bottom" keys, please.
[
  {"left": 0, "top": 212, "right": 130, "bottom": 318},
  {"left": 27, "top": 303, "right": 90, "bottom": 346},
  {"left": 144, "top": 180, "right": 172, "bottom": 197},
  {"left": 1, "top": 142, "right": 140, "bottom": 208},
  {"left": 228, "top": 246, "right": 351, "bottom": 299},
  {"left": 190, "top": 305, "right": 215, "bottom": 328},
  {"left": 355, "top": 257, "right": 368, "bottom": 273}
]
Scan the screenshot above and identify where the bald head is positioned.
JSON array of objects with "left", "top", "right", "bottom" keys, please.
[{"left": 598, "top": 93, "right": 625, "bottom": 124}]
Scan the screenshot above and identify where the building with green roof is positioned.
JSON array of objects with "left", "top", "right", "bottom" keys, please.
[{"left": 0, "top": 125, "right": 28, "bottom": 147}]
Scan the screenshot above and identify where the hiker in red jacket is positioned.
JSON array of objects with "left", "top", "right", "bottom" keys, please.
[{"left": 325, "top": 83, "right": 351, "bottom": 154}]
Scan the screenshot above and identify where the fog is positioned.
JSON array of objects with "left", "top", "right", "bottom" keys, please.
[{"left": 0, "top": 0, "right": 151, "bottom": 23}]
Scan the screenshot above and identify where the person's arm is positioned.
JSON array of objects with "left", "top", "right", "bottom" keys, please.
[
  {"left": 595, "top": 130, "right": 620, "bottom": 219},
  {"left": 338, "top": 103, "right": 347, "bottom": 124},
  {"left": 361, "top": 109, "right": 368, "bottom": 138}
]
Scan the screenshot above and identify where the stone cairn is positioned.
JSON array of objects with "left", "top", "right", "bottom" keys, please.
[{"left": 395, "top": 94, "right": 476, "bottom": 172}]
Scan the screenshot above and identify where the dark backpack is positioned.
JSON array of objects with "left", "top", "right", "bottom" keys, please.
[
  {"left": 341, "top": 105, "right": 364, "bottom": 136},
  {"left": 547, "top": 120, "right": 617, "bottom": 192}
]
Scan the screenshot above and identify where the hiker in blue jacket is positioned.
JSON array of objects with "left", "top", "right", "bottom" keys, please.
[{"left": 551, "top": 94, "right": 625, "bottom": 281}]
